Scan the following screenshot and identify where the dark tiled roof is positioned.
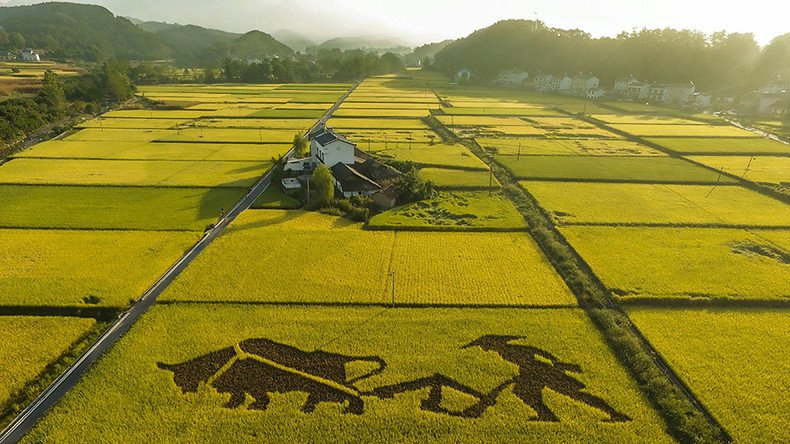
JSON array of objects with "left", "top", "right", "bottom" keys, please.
[
  {"left": 311, "top": 127, "right": 355, "bottom": 147},
  {"left": 331, "top": 163, "right": 381, "bottom": 193}
]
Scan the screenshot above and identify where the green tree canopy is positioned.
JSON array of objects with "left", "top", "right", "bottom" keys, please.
[{"left": 311, "top": 164, "right": 335, "bottom": 205}]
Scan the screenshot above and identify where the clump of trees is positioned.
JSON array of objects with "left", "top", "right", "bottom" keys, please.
[{"left": 0, "top": 61, "right": 136, "bottom": 152}]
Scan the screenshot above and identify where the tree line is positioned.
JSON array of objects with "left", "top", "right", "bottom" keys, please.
[
  {"left": 130, "top": 49, "right": 406, "bottom": 85},
  {"left": 433, "top": 20, "right": 790, "bottom": 93}
]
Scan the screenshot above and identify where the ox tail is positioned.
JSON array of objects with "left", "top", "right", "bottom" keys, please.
[{"left": 347, "top": 356, "right": 387, "bottom": 384}]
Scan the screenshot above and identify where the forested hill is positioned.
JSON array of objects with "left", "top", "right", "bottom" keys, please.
[
  {"left": 434, "top": 19, "right": 790, "bottom": 92},
  {"left": 0, "top": 2, "right": 172, "bottom": 61},
  {"left": 0, "top": 2, "right": 294, "bottom": 63}
]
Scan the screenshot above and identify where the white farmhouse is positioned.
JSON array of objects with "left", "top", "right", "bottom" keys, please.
[
  {"left": 455, "top": 68, "right": 472, "bottom": 82},
  {"left": 533, "top": 73, "right": 556, "bottom": 92},
  {"left": 613, "top": 76, "right": 641, "bottom": 96},
  {"left": 626, "top": 82, "right": 650, "bottom": 100},
  {"left": 496, "top": 69, "right": 529, "bottom": 88},
  {"left": 587, "top": 87, "right": 605, "bottom": 99},
  {"left": 557, "top": 75, "right": 573, "bottom": 92},
  {"left": 648, "top": 84, "right": 669, "bottom": 103},
  {"left": 21, "top": 49, "right": 40, "bottom": 62},
  {"left": 666, "top": 82, "right": 696, "bottom": 105},
  {"left": 571, "top": 74, "right": 599, "bottom": 96},
  {"left": 310, "top": 127, "right": 356, "bottom": 168}
]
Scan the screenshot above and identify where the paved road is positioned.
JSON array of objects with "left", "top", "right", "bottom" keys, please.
[{"left": 0, "top": 82, "right": 360, "bottom": 443}]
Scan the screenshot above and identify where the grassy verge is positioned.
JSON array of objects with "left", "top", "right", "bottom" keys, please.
[{"left": 426, "top": 114, "right": 729, "bottom": 444}]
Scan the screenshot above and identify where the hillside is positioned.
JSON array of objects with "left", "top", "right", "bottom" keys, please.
[
  {"left": 220, "top": 30, "right": 294, "bottom": 60},
  {"left": 0, "top": 2, "right": 172, "bottom": 61},
  {"left": 154, "top": 24, "right": 241, "bottom": 63}
]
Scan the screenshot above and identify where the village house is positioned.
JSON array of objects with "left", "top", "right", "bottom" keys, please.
[
  {"left": 21, "top": 49, "right": 40, "bottom": 62},
  {"left": 586, "top": 87, "right": 605, "bottom": 99},
  {"left": 625, "top": 81, "right": 650, "bottom": 100},
  {"left": 533, "top": 74, "right": 572, "bottom": 93},
  {"left": 613, "top": 75, "right": 641, "bottom": 96},
  {"left": 666, "top": 82, "right": 696, "bottom": 105},
  {"left": 571, "top": 74, "right": 599, "bottom": 96},
  {"left": 284, "top": 126, "right": 400, "bottom": 205},
  {"left": 455, "top": 68, "right": 472, "bottom": 83},
  {"left": 495, "top": 69, "right": 529, "bottom": 88}
]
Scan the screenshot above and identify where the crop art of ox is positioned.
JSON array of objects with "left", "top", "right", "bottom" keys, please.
[{"left": 158, "top": 336, "right": 630, "bottom": 422}]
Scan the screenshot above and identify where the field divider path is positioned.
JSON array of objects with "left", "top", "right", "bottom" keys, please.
[
  {"left": 425, "top": 114, "right": 731, "bottom": 443},
  {"left": 0, "top": 81, "right": 361, "bottom": 444}
]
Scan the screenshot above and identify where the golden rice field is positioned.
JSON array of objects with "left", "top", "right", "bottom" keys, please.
[
  {"left": 161, "top": 210, "right": 575, "bottom": 306},
  {"left": 15, "top": 140, "right": 290, "bottom": 162},
  {"left": 628, "top": 308, "right": 789, "bottom": 443},
  {"left": 560, "top": 226, "right": 790, "bottom": 301},
  {"left": 419, "top": 167, "right": 499, "bottom": 189},
  {"left": 370, "top": 143, "right": 488, "bottom": 170},
  {"left": 0, "top": 158, "right": 272, "bottom": 188},
  {"left": 23, "top": 305, "right": 672, "bottom": 443},
  {"left": 687, "top": 156, "right": 790, "bottom": 185},
  {"left": 609, "top": 123, "right": 757, "bottom": 138},
  {"left": 0, "top": 316, "right": 96, "bottom": 408},
  {"left": 479, "top": 138, "right": 665, "bottom": 156},
  {"left": 645, "top": 137, "right": 790, "bottom": 154},
  {"left": 522, "top": 182, "right": 790, "bottom": 227},
  {"left": 0, "top": 229, "right": 199, "bottom": 307}
]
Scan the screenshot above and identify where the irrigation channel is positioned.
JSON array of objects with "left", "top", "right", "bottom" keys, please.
[{"left": 0, "top": 81, "right": 361, "bottom": 443}]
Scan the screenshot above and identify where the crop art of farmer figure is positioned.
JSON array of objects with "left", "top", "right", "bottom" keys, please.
[{"left": 463, "top": 335, "right": 630, "bottom": 422}]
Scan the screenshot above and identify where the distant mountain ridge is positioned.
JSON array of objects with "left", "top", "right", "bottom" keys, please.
[{"left": 0, "top": 2, "right": 294, "bottom": 63}]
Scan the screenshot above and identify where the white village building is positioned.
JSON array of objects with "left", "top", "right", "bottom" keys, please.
[
  {"left": 21, "top": 49, "right": 40, "bottom": 62},
  {"left": 571, "top": 74, "right": 600, "bottom": 96},
  {"left": 495, "top": 69, "right": 529, "bottom": 88}
]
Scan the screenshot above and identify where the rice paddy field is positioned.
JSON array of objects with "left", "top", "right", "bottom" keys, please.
[
  {"left": 161, "top": 210, "right": 574, "bottom": 306},
  {"left": 0, "top": 316, "right": 96, "bottom": 408},
  {"left": 610, "top": 124, "right": 758, "bottom": 138},
  {"left": 479, "top": 138, "right": 665, "bottom": 156},
  {"left": 0, "top": 185, "right": 245, "bottom": 231},
  {"left": 628, "top": 308, "right": 789, "bottom": 443},
  {"left": 643, "top": 137, "right": 790, "bottom": 154},
  {"left": 5, "top": 72, "right": 790, "bottom": 443},
  {"left": 560, "top": 226, "right": 790, "bottom": 301},
  {"left": 16, "top": 140, "right": 290, "bottom": 162},
  {"left": 687, "top": 155, "right": 790, "bottom": 185},
  {"left": 23, "top": 305, "right": 672, "bottom": 443},
  {"left": 497, "top": 155, "right": 727, "bottom": 182},
  {"left": 368, "top": 191, "right": 526, "bottom": 231},
  {"left": 0, "top": 158, "right": 272, "bottom": 188},
  {"left": 0, "top": 228, "right": 199, "bottom": 307},
  {"left": 0, "top": 81, "right": 347, "bottom": 432},
  {"left": 522, "top": 182, "right": 790, "bottom": 227}
]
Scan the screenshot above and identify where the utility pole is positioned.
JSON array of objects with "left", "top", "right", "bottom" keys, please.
[{"left": 517, "top": 142, "right": 522, "bottom": 161}]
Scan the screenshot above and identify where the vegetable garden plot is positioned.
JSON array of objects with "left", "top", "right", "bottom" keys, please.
[
  {"left": 560, "top": 226, "right": 790, "bottom": 301},
  {"left": 522, "top": 182, "right": 790, "bottom": 227},
  {"left": 0, "top": 158, "right": 272, "bottom": 188},
  {"left": 628, "top": 308, "right": 789, "bottom": 443},
  {"left": 23, "top": 305, "right": 672, "bottom": 443},
  {"left": 0, "top": 229, "right": 199, "bottom": 307}
]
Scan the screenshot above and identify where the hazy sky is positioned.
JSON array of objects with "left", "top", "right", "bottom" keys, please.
[{"left": 2, "top": 0, "right": 787, "bottom": 45}]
